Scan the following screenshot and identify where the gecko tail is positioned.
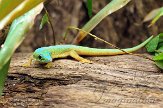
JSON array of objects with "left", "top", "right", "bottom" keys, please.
[
  {"left": 121, "top": 36, "right": 153, "bottom": 53},
  {"left": 77, "top": 36, "right": 153, "bottom": 56}
]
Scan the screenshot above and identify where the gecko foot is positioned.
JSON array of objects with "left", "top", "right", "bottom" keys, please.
[
  {"left": 80, "top": 59, "right": 93, "bottom": 64},
  {"left": 44, "top": 62, "right": 53, "bottom": 68},
  {"left": 22, "top": 55, "right": 33, "bottom": 68},
  {"left": 22, "top": 63, "right": 31, "bottom": 67}
]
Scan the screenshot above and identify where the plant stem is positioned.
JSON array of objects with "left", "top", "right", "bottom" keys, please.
[{"left": 44, "top": 7, "right": 55, "bottom": 45}]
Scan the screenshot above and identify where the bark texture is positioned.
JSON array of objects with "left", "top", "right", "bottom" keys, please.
[{"left": 0, "top": 53, "right": 163, "bottom": 108}]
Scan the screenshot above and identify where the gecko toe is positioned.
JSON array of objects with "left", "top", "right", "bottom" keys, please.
[
  {"left": 80, "top": 59, "right": 93, "bottom": 64},
  {"left": 44, "top": 62, "right": 53, "bottom": 68}
]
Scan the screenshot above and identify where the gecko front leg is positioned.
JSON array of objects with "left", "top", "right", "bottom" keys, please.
[{"left": 22, "top": 55, "right": 34, "bottom": 67}]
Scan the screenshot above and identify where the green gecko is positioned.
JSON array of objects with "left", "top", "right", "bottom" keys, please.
[{"left": 24, "top": 36, "right": 153, "bottom": 68}]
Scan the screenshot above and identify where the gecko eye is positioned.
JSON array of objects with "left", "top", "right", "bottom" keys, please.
[{"left": 38, "top": 55, "right": 43, "bottom": 60}]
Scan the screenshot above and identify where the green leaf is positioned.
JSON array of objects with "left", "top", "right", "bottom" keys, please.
[
  {"left": 0, "top": 0, "right": 24, "bottom": 20},
  {"left": 149, "top": 7, "right": 163, "bottom": 27},
  {"left": 145, "top": 35, "right": 159, "bottom": 52},
  {"left": 144, "top": 7, "right": 163, "bottom": 27},
  {"left": 0, "top": 3, "right": 43, "bottom": 96},
  {"left": 153, "top": 53, "right": 163, "bottom": 61},
  {"left": 39, "top": 13, "right": 49, "bottom": 30},
  {"left": 0, "top": 60, "right": 10, "bottom": 96},
  {"left": 155, "top": 60, "right": 163, "bottom": 70},
  {"left": 72, "top": 0, "right": 131, "bottom": 44},
  {"left": 158, "top": 33, "right": 163, "bottom": 42},
  {"left": 155, "top": 46, "right": 163, "bottom": 55},
  {"left": 143, "top": 7, "right": 162, "bottom": 22},
  {"left": 0, "top": 4, "right": 43, "bottom": 70},
  {"left": 158, "top": 42, "right": 163, "bottom": 49},
  {"left": 87, "top": 0, "right": 92, "bottom": 17},
  {"left": 0, "top": 0, "right": 44, "bottom": 30}
]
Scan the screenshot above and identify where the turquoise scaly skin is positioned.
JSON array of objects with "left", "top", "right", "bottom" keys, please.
[{"left": 33, "top": 36, "right": 153, "bottom": 64}]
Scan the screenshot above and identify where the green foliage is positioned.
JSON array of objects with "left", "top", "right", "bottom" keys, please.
[
  {"left": 0, "top": 0, "right": 44, "bottom": 29},
  {"left": 39, "top": 7, "right": 55, "bottom": 45},
  {"left": 155, "top": 60, "right": 163, "bottom": 69},
  {"left": 144, "top": 7, "right": 163, "bottom": 27},
  {"left": 156, "top": 46, "right": 163, "bottom": 54},
  {"left": 145, "top": 35, "right": 159, "bottom": 52},
  {"left": 0, "top": 3, "right": 43, "bottom": 96},
  {"left": 153, "top": 53, "right": 163, "bottom": 61},
  {"left": 73, "top": 0, "right": 131, "bottom": 44},
  {"left": 0, "top": 0, "right": 24, "bottom": 20},
  {"left": 39, "top": 13, "right": 50, "bottom": 30},
  {"left": 86, "top": 0, "right": 92, "bottom": 17},
  {"left": 146, "top": 33, "right": 163, "bottom": 69},
  {"left": 0, "top": 60, "right": 10, "bottom": 96}
]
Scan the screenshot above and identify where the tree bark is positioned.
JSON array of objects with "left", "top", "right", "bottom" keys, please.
[{"left": 0, "top": 53, "right": 162, "bottom": 108}]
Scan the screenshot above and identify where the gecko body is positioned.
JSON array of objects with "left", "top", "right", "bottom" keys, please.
[{"left": 31, "top": 36, "right": 153, "bottom": 67}]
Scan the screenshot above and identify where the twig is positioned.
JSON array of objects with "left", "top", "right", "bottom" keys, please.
[{"left": 44, "top": 7, "right": 55, "bottom": 45}]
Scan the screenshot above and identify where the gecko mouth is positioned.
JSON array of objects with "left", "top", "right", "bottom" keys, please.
[
  {"left": 40, "top": 59, "right": 52, "bottom": 63},
  {"left": 34, "top": 58, "right": 52, "bottom": 63}
]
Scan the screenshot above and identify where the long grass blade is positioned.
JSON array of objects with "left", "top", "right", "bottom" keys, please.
[
  {"left": 87, "top": 0, "right": 92, "bottom": 17},
  {"left": 0, "top": 0, "right": 44, "bottom": 30},
  {"left": 0, "top": 60, "right": 10, "bottom": 96},
  {"left": 72, "top": 0, "right": 131, "bottom": 44},
  {"left": 0, "top": 0, "right": 24, "bottom": 20},
  {"left": 0, "top": 3, "right": 43, "bottom": 95}
]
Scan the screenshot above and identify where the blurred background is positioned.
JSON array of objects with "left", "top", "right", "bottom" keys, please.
[{"left": 3, "top": 0, "right": 163, "bottom": 52}]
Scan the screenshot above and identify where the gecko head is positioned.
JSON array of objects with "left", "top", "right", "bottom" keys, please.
[{"left": 33, "top": 48, "right": 52, "bottom": 63}]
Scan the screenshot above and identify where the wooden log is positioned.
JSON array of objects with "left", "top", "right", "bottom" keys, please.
[{"left": 0, "top": 53, "right": 163, "bottom": 108}]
